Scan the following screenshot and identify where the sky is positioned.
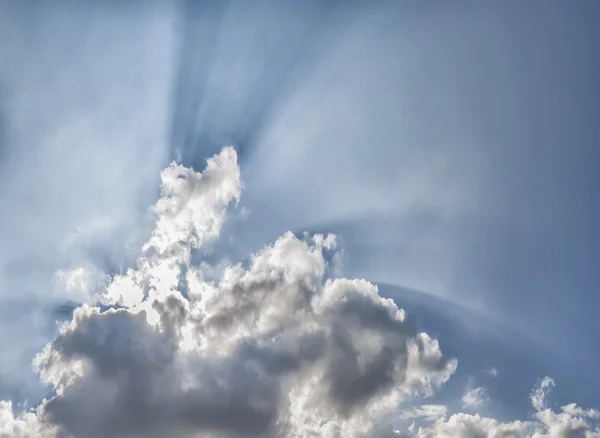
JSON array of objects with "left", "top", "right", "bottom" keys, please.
[{"left": 0, "top": 1, "right": 599, "bottom": 437}]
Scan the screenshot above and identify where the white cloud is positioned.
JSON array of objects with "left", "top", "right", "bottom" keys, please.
[
  {"left": 401, "top": 405, "right": 448, "bottom": 422},
  {"left": 0, "top": 400, "right": 56, "bottom": 438},
  {"left": 55, "top": 268, "right": 94, "bottom": 301},
  {"left": 531, "top": 377, "right": 555, "bottom": 412},
  {"left": 54, "top": 266, "right": 109, "bottom": 304},
  {"left": 143, "top": 147, "right": 241, "bottom": 257},
  {"left": 409, "top": 412, "right": 530, "bottom": 438},
  {"left": 561, "top": 404, "right": 600, "bottom": 419},
  {"left": 0, "top": 148, "right": 456, "bottom": 438},
  {"left": 402, "top": 376, "right": 600, "bottom": 438},
  {"left": 462, "top": 387, "right": 488, "bottom": 410},
  {"left": 487, "top": 367, "right": 499, "bottom": 378}
]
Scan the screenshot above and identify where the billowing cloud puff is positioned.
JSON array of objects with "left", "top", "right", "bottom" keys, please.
[
  {"left": 0, "top": 148, "right": 457, "bottom": 438},
  {"left": 143, "top": 147, "right": 241, "bottom": 256}
]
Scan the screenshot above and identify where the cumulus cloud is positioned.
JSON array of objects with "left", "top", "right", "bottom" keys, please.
[
  {"left": 4, "top": 147, "right": 599, "bottom": 438},
  {"left": 561, "top": 404, "right": 600, "bottom": 420},
  {"left": 0, "top": 148, "right": 457, "bottom": 438},
  {"left": 143, "top": 147, "right": 241, "bottom": 257},
  {"left": 404, "top": 413, "right": 530, "bottom": 438},
  {"left": 401, "top": 377, "right": 600, "bottom": 438}
]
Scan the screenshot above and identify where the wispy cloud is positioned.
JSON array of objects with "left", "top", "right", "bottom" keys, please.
[
  {"left": 487, "top": 367, "right": 499, "bottom": 378},
  {"left": 462, "top": 386, "right": 488, "bottom": 409}
]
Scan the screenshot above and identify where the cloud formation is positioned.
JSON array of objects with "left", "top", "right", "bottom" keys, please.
[
  {"left": 462, "top": 387, "right": 488, "bottom": 410},
  {"left": 3, "top": 147, "right": 599, "bottom": 438},
  {"left": 400, "top": 378, "right": 600, "bottom": 438},
  {"left": 0, "top": 148, "right": 456, "bottom": 438},
  {"left": 487, "top": 368, "right": 499, "bottom": 378},
  {"left": 530, "top": 377, "right": 555, "bottom": 413}
]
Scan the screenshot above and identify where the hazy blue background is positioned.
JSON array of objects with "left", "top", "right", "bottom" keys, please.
[{"left": 0, "top": 0, "right": 598, "bottom": 419}]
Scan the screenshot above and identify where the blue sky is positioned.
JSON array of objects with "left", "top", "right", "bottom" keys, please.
[{"left": 0, "top": 1, "right": 599, "bottom": 436}]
